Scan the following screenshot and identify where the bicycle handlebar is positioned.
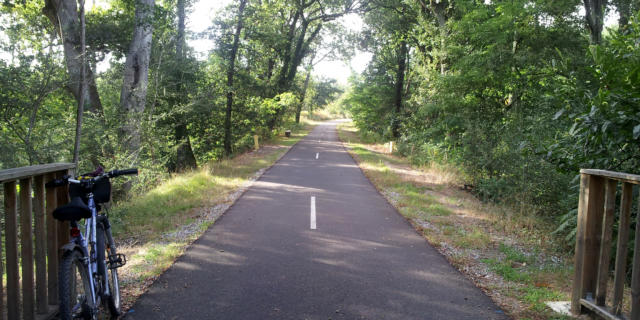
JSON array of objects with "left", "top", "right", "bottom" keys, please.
[
  {"left": 108, "top": 168, "right": 138, "bottom": 177},
  {"left": 45, "top": 176, "right": 71, "bottom": 188},
  {"left": 45, "top": 168, "right": 138, "bottom": 188}
]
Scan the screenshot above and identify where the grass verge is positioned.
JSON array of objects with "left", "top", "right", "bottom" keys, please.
[
  {"left": 108, "top": 124, "right": 312, "bottom": 311},
  {"left": 337, "top": 121, "right": 573, "bottom": 320}
]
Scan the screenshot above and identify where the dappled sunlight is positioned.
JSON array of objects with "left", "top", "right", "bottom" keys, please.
[
  {"left": 311, "top": 257, "right": 356, "bottom": 269},
  {"left": 251, "top": 180, "right": 326, "bottom": 194},
  {"left": 310, "top": 233, "right": 394, "bottom": 254},
  {"left": 189, "top": 248, "right": 247, "bottom": 267}
]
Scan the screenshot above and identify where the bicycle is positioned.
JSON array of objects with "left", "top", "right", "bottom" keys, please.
[{"left": 47, "top": 167, "right": 138, "bottom": 319}]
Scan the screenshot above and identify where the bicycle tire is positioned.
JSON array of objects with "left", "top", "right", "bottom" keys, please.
[
  {"left": 59, "top": 249, "right": 94, "bottom": 320},
  {"left": 97, "top": 222, "right": 121, "bottom": 319}
]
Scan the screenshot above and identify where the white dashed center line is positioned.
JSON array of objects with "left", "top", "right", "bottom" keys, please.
[
  {"left": 310, "top": 196, "right": 316, "bottom": 230},
  {"left": 315, "top": 153, "right": 319, "bottom": 159}
]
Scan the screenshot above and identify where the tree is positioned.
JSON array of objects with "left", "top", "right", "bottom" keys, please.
[
  {"left": 224, "top": 0, "right": 248, "bottom": 157},
  {"left": 174, "top": 0, "right": 198, "bottom": 169},
  {"left": 611, "top": 0, "right": 638, "bottom": 30},
  {"left": 72, "top": 0, "right": 86, "bottom": 164},
  {"left": 266, "top": 0, "right": 363, "bottom": 129},
  {"left": 359, "top": 0, "right": 417, "bottom": 138},
  {"left": 43, "top": 0, "right": 103, "bottom": 114},
  {"left": 583, "top": 0, "right": 607, "bottom": 44},
  {"left": 119, "top": 0, "right": 155, "bottom": 159}
]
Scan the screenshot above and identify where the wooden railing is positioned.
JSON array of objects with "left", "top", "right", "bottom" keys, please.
[
  {"left": 0, "top": 163, "right": 75, "bottom": 320},
  {"left": 572, "top": 169, "right": 640, "bottom": 320}
]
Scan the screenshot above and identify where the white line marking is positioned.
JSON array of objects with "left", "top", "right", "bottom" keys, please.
[
  {"left": 310, "top": 196, "right": 316, "bottom": 230},
  {"left": 315, "top": 153, "right": 319, "bottom": 159}
]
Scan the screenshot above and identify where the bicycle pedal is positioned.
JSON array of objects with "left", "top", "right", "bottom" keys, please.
[{"left": 108, "top": 253, "right": 126, "bottom": 269}]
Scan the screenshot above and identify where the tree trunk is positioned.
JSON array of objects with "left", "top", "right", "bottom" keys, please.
[
  {"left": 392, "top": 39, "right": 407, "bottom": 138},
  {"left": 174, "top": 0, "right": 197, "bottom": 170},
  {"left": 43, "top": 0, "right": 103, "bottom": 115},
  {"left": 428, "top": 0, "right": 448, "bottom": 74},
  {"left": 612, "top": 0, "right": 634, "bottom": 30},
  {"left": 296, "top": 67, "right": 312, "bottom": 124},
  {"left": 583, "top": 0, "right": 607, "bottom": 44},
  {"left": 119, "top": 0, "right": 155, "bottom": 157},
  {"left": 275, "top": 10, "right": 301, "bottom": 92},
  {"left": 72, "top": 0, "right": 86, "bottom": 165},
  {"left": 224, "top": 0, "right": 248, "bottom": 157}
]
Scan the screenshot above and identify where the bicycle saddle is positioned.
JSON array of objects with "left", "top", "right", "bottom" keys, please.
[{"left": 53, "top": 196, "right": 92, "bottom": 221}]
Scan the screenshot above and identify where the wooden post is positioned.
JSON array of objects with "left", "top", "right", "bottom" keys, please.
[
  {"left": 572, "top": 174, "right": 605, "bottom": 313},
  {"left": 254, "top": 135, "right": 259, "bottom": 151},
  {"left": 612, "top": 183, "right": 633, "bottom": 315},
  {"left": 20, "top": 178, "right": 35, "bottom": 320},
  {"left": 33, "top": 175, "right": 48, "bottom": 314},
  {"left": 595, "top": 178, "right": 617, "bottom": 305},
  {"left": 388, "top": 141, "right": 393, "bottom": 154},
  {"left": 5, "top": 181, "right": 19, "bottom": 319},
  {"left": 0, "top": 184, "right": 7, "bottom": 320},
  {"left": 56, "top": 170, "right": 70, "bottom": 251},
  {"left": 572, "top": 173, "right": 589, "bottom": 314},
  {"left": 581, "top": 175, "right": 605, "bottom": 298},
  {"left": 45, "top": 172, "right": 59, "bottom": 305},
  {"left": 631, "top": 194, "right": 640, "bottom": 320}
]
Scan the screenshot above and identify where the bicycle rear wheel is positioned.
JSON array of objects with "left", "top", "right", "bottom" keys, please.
[
  {"left": 97, "top": 222, "right": 121, "bottom": 319},
  {"left": 59, "top": 249, "right": 94, "bottom": 320}
]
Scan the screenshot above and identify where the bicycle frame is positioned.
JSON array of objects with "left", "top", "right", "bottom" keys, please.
[{"left": 68, "top": 179, "right": 109, "bottom": 312}]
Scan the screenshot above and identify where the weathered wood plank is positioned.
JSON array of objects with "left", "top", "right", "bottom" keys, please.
[
  {"left": 33, "top": 175, "right": 48, "bottom": 314},
  {"left": 580, "top": 298, "right": 624, "bottom": 320},
  {"left": 596, "top": 179, "right": 617, "bottom": 306},
  {"left": 0, "top": 163, "right": 75, "bottom": 183},
  {"left": 45, "top": 173, "right": 58, "bottom": 305},
  {"left": 581, "top": 169, "right": 640, "bottom": 185},
  {"left": 612, "top": 183, "right": 633, "bottom": 315},
  {"left": 572, "top": 173, "right": 590, "bottom": 314},
  {"left": 56, "top": 170, "right": 70, "bottom": 254},
  {"left": 582, "top": 175, "right": 605, "bottom": 298},
  {"left": 0, "top": 184, "right": 6, "bottom": 320},
  {"left": 20, "top": 178, "right": 35, "bottom": 320},
  {"left": 5, "top": 181, "right": 19, "bottom": 320},
  {"left": 631, "top": 194, "right": 640, "bottom": 320}
]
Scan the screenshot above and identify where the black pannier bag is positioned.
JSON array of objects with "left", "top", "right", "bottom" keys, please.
[{"left": 69, "top": 177, "right": 112, "bottom": 205}]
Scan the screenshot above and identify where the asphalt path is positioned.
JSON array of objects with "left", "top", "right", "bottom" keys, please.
[{"left": 126, "top": 120, "right": 509, "bottom": 320}]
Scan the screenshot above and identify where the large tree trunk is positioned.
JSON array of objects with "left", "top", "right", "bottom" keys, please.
[
  {"left": 174, "top": 0, "right": 197, "bottom": 170},
  {"left": 224, "top": 0, "right": 248, "bottom": 157},
  {"left": 43, "top": 0, "right": 103, "bottom": 115},
  {"left": 392, "top": 39, "right": 407, "bottom": 138},
  {"left": 583, "top": 0, "right": 607, "bottom": 44},
  {"left": 119, "top": 0, "right": 155, "bottom": 157}
]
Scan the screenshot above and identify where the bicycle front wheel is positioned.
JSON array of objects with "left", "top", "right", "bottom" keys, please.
[
  {"left": 97, "top": 222, "right": 121, "bottom": 319},
  {"left": 59, "top": 249, "right": 94, "bottom": 320}
]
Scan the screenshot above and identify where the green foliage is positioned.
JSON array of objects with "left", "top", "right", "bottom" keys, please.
[
  {"left": 0, "top": 2, "right": 75, "bottom": 168},
  {"left": 344, "top": 1, "right": 639, "bottom": 249},
  {"left": 0, "top": 0, "right": 343, "bottom": 192}
]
